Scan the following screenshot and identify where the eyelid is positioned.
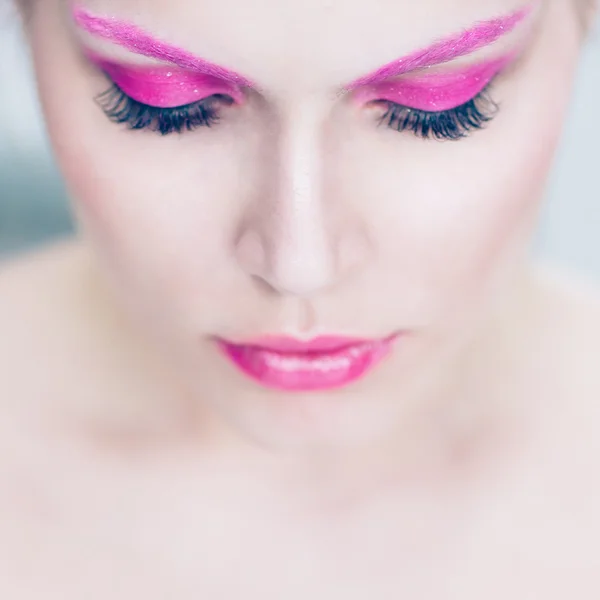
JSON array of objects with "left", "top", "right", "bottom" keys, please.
[
  {"left": 84, "top": 50, "right": 246, "bottom": 108},
  {"left": 351, "top": 52, "right": 518, "bottom": 112},
  {"left": 380, "top": 86, "right": 497, "bottom": 140}
]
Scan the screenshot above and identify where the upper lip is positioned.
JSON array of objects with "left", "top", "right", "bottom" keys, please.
[{"left": 217, "top": 333, "right": 399, "bottom": 353}]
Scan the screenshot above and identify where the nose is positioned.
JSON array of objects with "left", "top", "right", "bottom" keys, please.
[{"left": 233, "top": 113, "right": 371, "bottom": 297}]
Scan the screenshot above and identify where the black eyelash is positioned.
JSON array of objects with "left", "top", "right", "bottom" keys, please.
[
  {"left": 95, "top": 84, "right": 231, "bottom": 135},
  {"left": 97, "top": 81, "right": 498, "bottom": 140},
  {"left": 378, "top": 86, "right": 499, "bottom": 141}
]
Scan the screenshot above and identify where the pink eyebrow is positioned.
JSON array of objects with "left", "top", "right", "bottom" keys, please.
[
  {"left": 72, "top": 5, "right": 258, "bottom": 89},
  {"left": 73, "top": 3, "right": 535, "bottom": 96},
  {"left": 343, "top": 4, "right": 535, "bottom": 91}
]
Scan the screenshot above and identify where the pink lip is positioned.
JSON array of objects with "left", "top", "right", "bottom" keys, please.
[{"left": 215, "top": 334, "right": 400, "bottom": 392}]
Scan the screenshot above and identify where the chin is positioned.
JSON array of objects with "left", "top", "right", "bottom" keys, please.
[{"left": 206, "top": 380, "right": 402, "bottom": 454}]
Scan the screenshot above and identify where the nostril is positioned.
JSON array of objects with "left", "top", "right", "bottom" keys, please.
[
  {"left": 250, "top": 274, "right": 280, "bottom": 296},
  {"left": 233, "top": 229, "right": 267, "bottom": 277},
  {"left": 233, "top": 218, "right": 372, "bottom": 298}
]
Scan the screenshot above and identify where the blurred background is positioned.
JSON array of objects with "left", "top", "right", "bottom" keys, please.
[{"left": 1, "top": 11, "right": 599, "bottom": 277}]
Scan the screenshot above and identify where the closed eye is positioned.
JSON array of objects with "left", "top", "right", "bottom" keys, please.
[
  {"left": 95, "top": 83, "right": 234, "bottom": 135},
  {"left": 96, "top": 78, "right": 498, "bottom": 140},
  {"left": 375, "top": 82, "right": 499, "bottom": 141}
]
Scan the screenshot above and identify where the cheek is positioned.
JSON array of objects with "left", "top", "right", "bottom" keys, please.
[
  {"left": 30, "top": 0, "right": 244, "bottom": 291},
  {"left": 66, "top": 147, "right": 244, "bottom": 322},
  {"left": 369, "top": 11, "right": 579, "bottom": 320},
  {"left": 388, "top": 126, "right": 561, "bottom": 326},
  {"left": 363, "top": 144, "right": 549, "bottom": 325},
  {"left": 30, "top": 1, "right": 241, "bottom": 302},
  {"left": 431, "top": 129, "right": 558, "bottom": 287}
]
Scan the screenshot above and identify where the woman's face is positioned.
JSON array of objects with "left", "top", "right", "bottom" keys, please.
[{"left": 27, "top": 0, "right": 584, "bottom": 450}]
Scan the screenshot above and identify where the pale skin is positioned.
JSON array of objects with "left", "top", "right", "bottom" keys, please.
[{"left": 1, "top": 0, "right": 600, "bottom": 596}]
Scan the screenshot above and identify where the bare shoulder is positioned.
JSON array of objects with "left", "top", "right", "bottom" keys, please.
[
  {"left": 523, "top": 261, "right": 600, "bottom": 492},
  {"left": 532, "top": 260, "right": 600, "bottom": 321},
  {"left": 528, "top": 260, "right": 600, "bottom": 373},
  {"left": 0, "top": 236, "right": 90, "bottom": 306},
  {"left": 0, "top": 238, "right": 105, "bottom": 413},
  {"left": 0, "top": 236, "right": 92, "bottom": 341},
  {"left": 522, "top": 260, "right": 600, "bottom": 434},
  {"left": 0, "top": 238, "right": 183, "bottom": 433}
]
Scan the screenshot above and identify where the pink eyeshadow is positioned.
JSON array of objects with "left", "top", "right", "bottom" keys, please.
[
  {"left": 351, "top": 54, "right": 515, "bottom": 112},
  {"left": 86, "top": 52, "right": 247, "bottom": 108},
  {"left": 73, "top": 5, "right": 257, "bottom": 89},
  {"left": 344, "top": 3, "right": 536, "bottom": 90}
]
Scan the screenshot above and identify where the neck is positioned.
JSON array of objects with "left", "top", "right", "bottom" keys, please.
[
  {"left": 69, "top": 243, "right": 542, "bottom": 510},
  {"left": 253, "top": 259, "right": 543, "bottom": 510}
]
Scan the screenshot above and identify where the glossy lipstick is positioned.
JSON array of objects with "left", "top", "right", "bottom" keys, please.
[{"left": 215, "top": 334, "right": 399, "bottom": 392}]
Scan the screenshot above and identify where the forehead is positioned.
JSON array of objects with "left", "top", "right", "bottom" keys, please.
[{"left": 72, "top": 0, "right": 532, "bottom": 93}]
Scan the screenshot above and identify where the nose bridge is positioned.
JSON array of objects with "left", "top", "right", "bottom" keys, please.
[
  {"left": 233, "top": 98, "right": 374, "bottom": 298},
  {"left": 235, "top": 103, "right": 342, "bottom": 297},
  {"left": 273, "top": 108, "right": 331, "bottom": 284}
]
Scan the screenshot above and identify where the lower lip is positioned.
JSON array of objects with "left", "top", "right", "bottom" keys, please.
[{"left": 215, "top": 335, "right": 399, "bottom": 392}]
